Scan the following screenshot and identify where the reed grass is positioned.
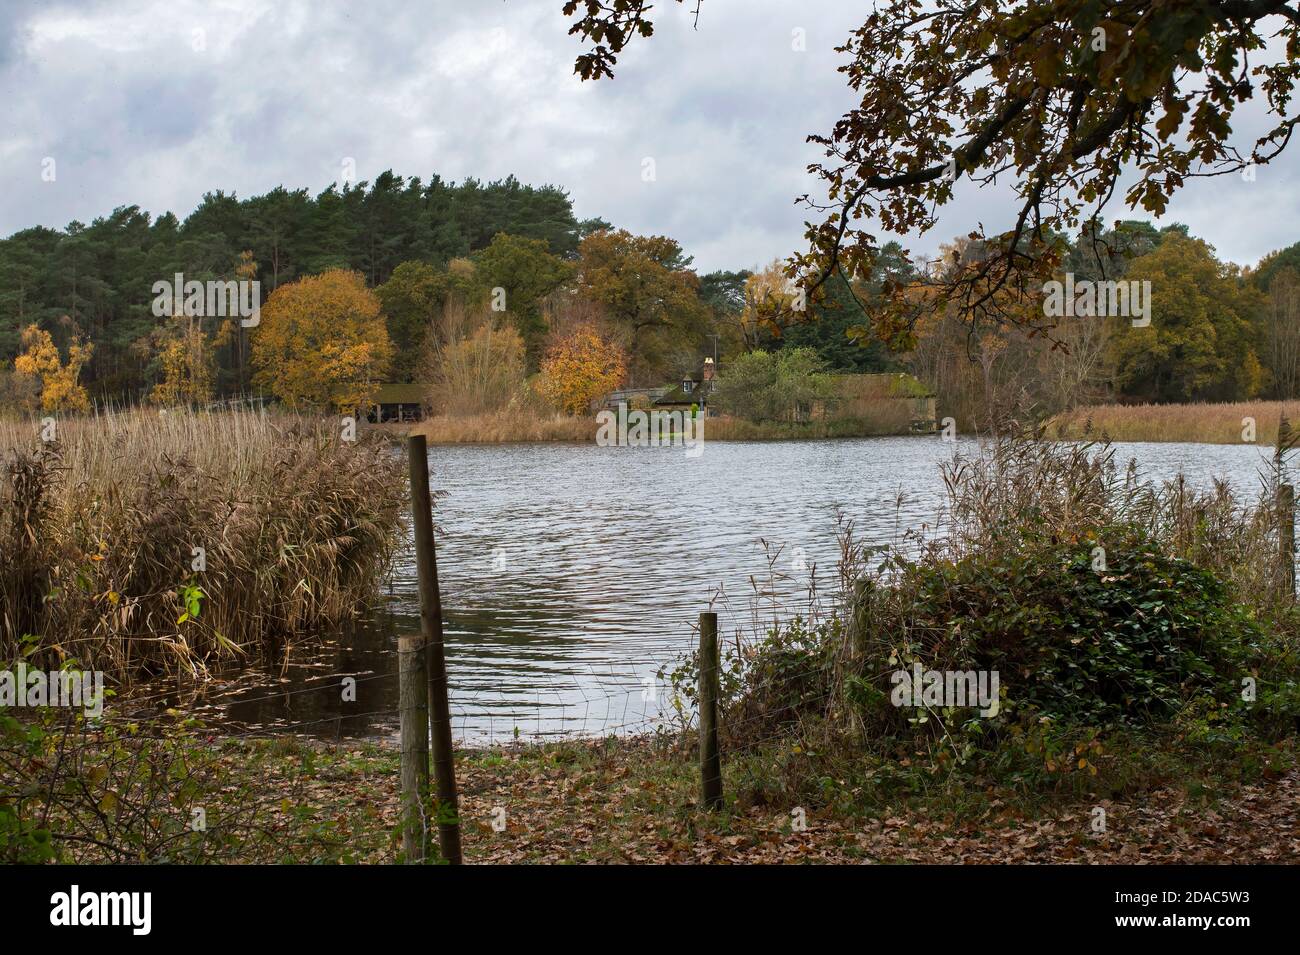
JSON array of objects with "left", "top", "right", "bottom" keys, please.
[
  {"left": 412, "top": 410, "right": 592, "bottom": 443},
  {"left": 934, "top": 432, "right": 1289, "bottom": 610},
  {"left": 411, "top": 408, "right": 923, "bottom": 444},
  {"left": 1049, "top": 400, "right": 1300, "bottom": 444},
  {"left": 0, "top": 408, "right": 405, "bottom": 681}
]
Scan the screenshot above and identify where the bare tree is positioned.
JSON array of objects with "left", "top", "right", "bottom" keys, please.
[{"left": 1039, "top": 315, "right": 1113, "bottom": 413}]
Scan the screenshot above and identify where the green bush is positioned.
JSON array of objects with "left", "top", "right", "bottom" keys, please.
[
  {"left": 707, "top": 434, "right": 1300, "bottom": 809},
  {"left": 710, "top": 348, "right": 836, "bottom": 423},
  {"left": 0, "top": 714, "right": 56, "bottom": 863},
  {"left": 857, "top": 530, "right": 1269, "bottom": 731}
]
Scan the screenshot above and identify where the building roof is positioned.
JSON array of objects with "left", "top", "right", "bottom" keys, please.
[
  {"left": 655, "top": 378, "right": 712, "bottom": 406},
  {"left": 834, "top": 372, "right": 935, "bottom": 399},
  {"left": 372, "top": 383, "right": 429, "bottom": 405}
]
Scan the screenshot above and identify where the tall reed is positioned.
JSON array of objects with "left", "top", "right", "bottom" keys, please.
[
  {"left": 935, "top": 432, "right": 1287, "bottom": 611},
  {"left": 1049, "top": 400, "right": 1300, "bottom": 445},
  {"left": 0, "top": 408, "right": 405, "bottom": 681}
]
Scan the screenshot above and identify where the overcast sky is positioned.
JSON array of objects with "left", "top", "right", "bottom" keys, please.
[{"left": 2, "top": 0, "right": 1297, "bottom": 273}]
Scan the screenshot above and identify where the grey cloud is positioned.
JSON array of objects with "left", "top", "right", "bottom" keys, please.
[{"left": 0, "top": 0, "right": 1296, "bottom": 272}]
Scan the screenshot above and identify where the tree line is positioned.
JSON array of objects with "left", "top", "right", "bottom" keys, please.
[
  {"left": 3, "top": 168, "right": 1298, "bottom": 423},
  {"left": 0, "top": 171, "right": 601, "bottom": 402},
  {"left": 0, "top": 170, "right": 904, "bottom": 415},
  {"left": 905, "top": 221, "right": 1300, "bottom": 430}
]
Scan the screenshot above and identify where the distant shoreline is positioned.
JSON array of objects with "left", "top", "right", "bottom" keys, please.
[
  {"left": 1048, "top": 400, "right": 1300, "bottom": 446},
  {"left": 398, "top": 411, "right": 934, "bottom": 445}
]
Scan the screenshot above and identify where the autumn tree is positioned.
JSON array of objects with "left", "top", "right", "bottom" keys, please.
[
  {"left": 1261, "top": 267, "right": 1300, "bottom": 399},
  {"left": 151, "top": 324, "right": 214, "bottom": 406},
  {"left": 575, "top": 229, "right": 708, "bottom": 384},
  {"left": 445, "top": 257, "right": 485, "bottom": 303},
  {"left": 429, "top": 307, "right": 528, "bottom": 416},
  {"left": 566, "top": 1, "right": 1300, "bottom": 347},
  {"left": 536, "top": 324, "right": 628, "bottom": 414},
  {"left": 1037, "top": 310, "right": 1113, "bottom": 412},
  {"left": 13, "top": 323, "right": 92, "bottom": 412},
  {"left": 0, "top": 173, "right": 583, "bottom": 399},
  {"left": 736, "top": 260, "right": 801, "bottom": 350},
  {"left": 250, "top": 269, "right": 393, "bottom": 412},
  {"left": 152, "top": 251, "right": 255, "bottom": 406},
  {"left": 904, "top": 235, "right": 1087, "bottom": 427}
]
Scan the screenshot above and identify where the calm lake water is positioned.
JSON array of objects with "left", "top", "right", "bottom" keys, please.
[{"left": 151, "top": 437, "right": 1278, "bottom": 743}]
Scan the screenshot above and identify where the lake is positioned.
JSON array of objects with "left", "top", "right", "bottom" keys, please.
[{"left": 161, "top": 436, "right": 1278, "bottom": 743}]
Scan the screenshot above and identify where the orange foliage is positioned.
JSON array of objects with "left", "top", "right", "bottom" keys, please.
[
  {"left": 535, "top": 324, "right": 627, "bottom": 415},
  {"left": 250, "top": 269, "right": 393, "bottom": 413}
]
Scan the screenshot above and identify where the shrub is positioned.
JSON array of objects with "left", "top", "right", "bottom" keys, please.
[
  {"left": 0, "top": 695, "right": 360, "bottom": 863},
  {"left": 711, "top": 348, "right": 835, "bottom": 423},
  {"left": 535, "top": 324, "right": 627, "bottom": 415},
  {"left": 854, "top": 532, "right": 1267, "bottom": 731},
  {"left": 428, "top": 312, "right": 528, "bottom": 416}
]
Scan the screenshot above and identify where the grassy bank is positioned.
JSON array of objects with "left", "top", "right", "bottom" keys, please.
[
  {"left": 5, "top": 724, "right": 1295, "bottom": 864},
  {"left": 1049, "top": 400, "right": 1300, "bottom": 444},
  {"left": 410, "top": 409, "right": 926, "bottom": 444},
  {"left": 0, "top": 409, "right": 405, "bottom": 680}
]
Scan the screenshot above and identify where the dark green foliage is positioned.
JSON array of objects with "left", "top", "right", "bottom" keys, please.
[
  {"left": 1253, "top": 239, "right": 1300, "bottom": 291},
  {"left": 707, "top": 437, "right": 1300, "bottom": 802},
  {"left": 859, "top": 533, "right": 1266, "bottom": 729},
  {"left": 698, "top": 270, "right": 749, "bottom": 317},
  {"left": 472, "top": 233, "right": 575, "bottom": 372},
  {"left": 0, "top": 171, "right": 584, "bottom": 398},
  {"left": 1063, "top": 219, "right": 1163, "bottom": 281},
  {"left": 781, "top": 272, "right": 895, "bottom": 373},
  {"left": 0, "top": 712, "right": 56, "bottom": 863},
  {"left": 376, "top": 262, "right": 449, "bottom": 382},
  {"left": 710, "top": 347, "right": 836, "bottom": 422}
]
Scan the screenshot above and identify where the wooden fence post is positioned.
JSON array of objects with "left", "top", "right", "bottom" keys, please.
[
  {"left": 407, "top": 434, "right": 463, "bottom": 864},
  {"left": 398, "top": 635, "right": 429, "bottom": 863},
  {"left": 698, "top": 611, "right": 723, "bottom": 811},
  {"left": 1281, "top": 482, "right": 1296, "bottom": 600}
]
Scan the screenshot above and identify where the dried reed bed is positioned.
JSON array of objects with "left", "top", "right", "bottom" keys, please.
[
  {"left": 411, "top": 408, "right": 920, "bottom": 444},
  {"left": 1049, "top": 401, "right": 1300, "bottom": 445},
  {"left": 936, "top": 434, "right": 1285, "bottom": 607},
  {"left": 0, "top": 409, "right": 405, "bottom": 681},
  {"left": 413, "top": 410, "right": 592, "bottom": 443}
]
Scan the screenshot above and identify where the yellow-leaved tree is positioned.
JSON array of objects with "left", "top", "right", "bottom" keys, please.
[
  {"left": 13, "top": 323, "right": 93, "bottom": 412},
  {"left": 152, "top": 324, "right": 214, "bottom": 406},
  {"left": 250, "top": 269, "right": 393, "bottom": 412},
  {"left": 535, "top": 324, "right": 627, "bottom": 415}
]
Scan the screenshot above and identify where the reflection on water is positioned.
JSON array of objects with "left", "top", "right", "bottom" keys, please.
[{"left": 130, "top": 437, "right": 1277, "bottom": 743}]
